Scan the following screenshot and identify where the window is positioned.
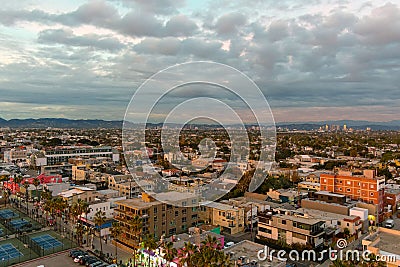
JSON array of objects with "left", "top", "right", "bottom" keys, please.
[
  {"left": 347, "top": 188, "right": 351, "bottom": 192},
  {"left": 259, "top": 227, "right": 272, "bottom": 234},
  {"left": 182, "top": 217, "right": 187, "bottom": 223},
  {"left": 347, "top": 181, "right": 351, "bottom": 185},
  {"left": 154, "top": 207, "right": 158, "bottom": 213},
  {"left": 175, "top": 211, "right": 179, "bottom": 217},
  {"left": 281, "top": 220, "right": 287, "bottom": 225},
  {"left": 370, "top": 192, "right": 374, "bottom": 196},
  {"left": 182, "top": 210, "right": 187, "bottom": 215}
]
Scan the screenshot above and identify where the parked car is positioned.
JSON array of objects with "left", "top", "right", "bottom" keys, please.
[
  {"left": 74, "top": 255, "right": 86, "bottom": 263},
  {"left": 69, "top": 249, "right": 83, "bottom": 257},
  {"left": 385, "top": 219, "right": 394, "bottom": 228},
  {"left": 85, "top": 258, "right": 100, "bottom": 266},
  {"left": 89, "top": 261, "right": 104, "bottom": 267}
]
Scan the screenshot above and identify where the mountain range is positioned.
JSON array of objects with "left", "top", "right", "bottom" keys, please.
[{"left": 0, "top": 118, "right": 400, "bottom": 130}]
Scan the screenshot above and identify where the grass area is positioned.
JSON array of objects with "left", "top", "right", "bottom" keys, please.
[{"left": 0, "top": 237, "right": 39, "bottom": 267}]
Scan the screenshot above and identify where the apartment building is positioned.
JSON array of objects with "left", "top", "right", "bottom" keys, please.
[
  {"left": 4, "top": 148, "right": 28, "bottom": 163},
  {"left": 257, "top": 211, "right": 325, "bottom": 249},
  {"left": 320, "top": 170, "right": 385, "bottom": 215},
  {"left": 114, "top": 192, "right": 199, "bottom": 248},
  {"left": 108, "top": 174, "right": 153, "bottom": 198},
  {"left": 43, "top": 146, "right": 118, "bottom": 165},
  {"left": 199, "top": 202, "right": 245, "bottom": 235},
  {"left": 58, "top": 186, "right": 101, "bottom": 204}
]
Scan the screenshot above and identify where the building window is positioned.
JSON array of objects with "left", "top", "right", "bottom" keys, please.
[
  {"left": 175, "top": 211, "right": 179, "bottom": 217},
  {"left": 370, "top": 192, "right": 374, "bottom": 196},
  {"left": 259, "top": 227, "right": 272, "bottom": 234},
  {"left": 281, "top": 220, "right": 286, "bottom": 225},
  {"left": 347, "top": 188, "right": 351, "bottom": 192}
]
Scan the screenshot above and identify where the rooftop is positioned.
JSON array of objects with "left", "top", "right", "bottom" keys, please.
[
  {"left": 275, "top": 213, "right": 324, "bottom": 225},
  {"left": 224, "top": 240, "right": 285, "bottom": 267}
]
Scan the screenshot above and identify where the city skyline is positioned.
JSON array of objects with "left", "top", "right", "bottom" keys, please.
[{"left": 1, "top": 0, "right": 400, "bottom": 122}]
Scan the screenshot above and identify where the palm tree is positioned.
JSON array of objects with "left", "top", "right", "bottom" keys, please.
[
  {"left": 14, "top": 175, "right": 23, "bottom": 207},
  {"left": 143, "top": 234, "right": 158, "bottom": 266},
  {"left": 178, "top": 242, "right": 197, "bottom": 267},
  {"left": 129, "top": 215, "right": 143, "bottom": 267},
  {"left": 75, "top": 222, "right": 85, "bottom": 246},
  {"left": 3, "top": 190, "right": 10, "bottom": 207},
  {"left": 53, "top": 197, "right": 67, "bottom": 231},
  {"left": 32, "top": 177, "right": 40, "bottom": 203},
  {"left": 94, "top": 210, "right": 106, "bottom": 256},
  {"left": 22, "top": 182, "right": 29, "bottom": 213},
  {"left": 162, "top": 241, "right": 177, "bottom": 264},
  {"left": 110, "top": 222, "right": 122, "bottom": 263}
]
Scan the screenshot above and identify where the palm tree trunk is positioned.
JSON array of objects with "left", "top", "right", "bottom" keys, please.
[{"left": 99, "top": 230, "right": 103, "bottom": 255}]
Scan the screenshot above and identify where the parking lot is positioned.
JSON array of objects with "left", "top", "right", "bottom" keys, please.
[{"left": 13, "top": 251, "right": 71, "bottom": 267}]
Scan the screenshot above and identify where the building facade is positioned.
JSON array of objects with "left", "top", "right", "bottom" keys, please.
[
  {"left": 320, "top": 170, "right": 385, "bottom": 215},
  {"left": 114, "top": 193, "right": 198, "bottom": 248}
]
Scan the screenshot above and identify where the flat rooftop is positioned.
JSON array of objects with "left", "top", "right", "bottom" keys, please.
[
  {"left": 224, "top": 240, "right": 285, "bottom": 266},
  {"left": 376, "top": 231, "right": 400, "bottom": 257},
  {"left": 295, "top": 208, "right": 359, "bottom": 222},
  {"left": 115, "top": 198, "right": 159, "bottom": 209},
  {"left": 275, "top": 213, "right": 324, "bottom": 225},
  {"left": 202, "top": 201, "right": 239, "bottom": 211}
]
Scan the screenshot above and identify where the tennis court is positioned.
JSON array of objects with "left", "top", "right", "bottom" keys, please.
[
  {"left": 10, "top": 219, "right": 30, "bottom": 230},
  {"left": 0, "top": 243, "right": 23, "bottom": 261},
  {"left": 0, "top": 209, "right": 17, "bottom": 220},
  {"left": 31, "top": 234, "right": 63, "bottom": 250}
]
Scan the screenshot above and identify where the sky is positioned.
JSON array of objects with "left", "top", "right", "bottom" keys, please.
[{"left": 0, "top": 0, "right": 399, "bottom": 123}]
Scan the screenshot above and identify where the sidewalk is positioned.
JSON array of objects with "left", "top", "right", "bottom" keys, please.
[{"left": 87, "top": 236, "right": 133, "bottom": 265}]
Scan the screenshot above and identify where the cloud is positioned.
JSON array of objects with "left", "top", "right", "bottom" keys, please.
[
  {"left": 38, "top": 28, "right": 125, "bottom": 51},
  {"left": 0, "top": 1, "right": 399, "bottom": 122},
  {"left": 214, "top": 12, "right": 247, "bottom": 37}
]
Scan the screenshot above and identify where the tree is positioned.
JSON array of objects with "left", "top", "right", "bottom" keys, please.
[
  {"left": 22, "top": 182, "right": 30, "bottom": 213},
  {"left": 94, "top": 210, "right": 106, "bottom": 256},
  {"left": 32, "top": 177, "right": 40, "bottom": 203},
  {"left": 143, "top": 234, "right": 158, "bottom": 266},
  {"left": 3, "top": 190, "right": 10, "bottom": 207},
  {"left": 128, "top": 215, "right": 143, "bottom": 267},
  {"left": 162, "top": 241, "right": 177, "bottom": 263},
  {"left": 343, "top": 228, "right": 350, "bottom": 239},
  {"left": 14, "top": 175, "right": 23, "bottom": 206},
  {"left": 178, "top": 242, "right": 197, "bottom": 267},
  {"left": 110, "top": 222, "right": 122, "bottom": 263}
]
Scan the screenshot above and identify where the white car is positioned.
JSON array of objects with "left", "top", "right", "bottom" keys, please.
[{"left": 74, "top": 255, "right": 85, "bottom": 263}]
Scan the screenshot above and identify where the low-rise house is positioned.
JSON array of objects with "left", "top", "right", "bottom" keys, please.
[{"left": 257, "top": 211, "right": 325, "bottom": 249}]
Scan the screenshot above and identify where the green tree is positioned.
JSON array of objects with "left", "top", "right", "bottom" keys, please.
[
  {"left": 110, "top": 222, "right": 122, "bottom": 263},
  {"left": 32, "top": 177, "right": 40, "bottom": 203},
  {"left": 94, "top": 210, "right": 106, "bottom": 256}
]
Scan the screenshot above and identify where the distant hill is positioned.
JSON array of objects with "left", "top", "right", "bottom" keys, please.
[
  {"left": 0, "top": 118, "right": 122, "bottom": 129},
  {"left": 1, "top": 118, "right": 400, "bottom": 130}
]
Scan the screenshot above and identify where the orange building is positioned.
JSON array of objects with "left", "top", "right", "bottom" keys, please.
[{"left": 320, "top": 170, "right": 385, "bottom": 216}]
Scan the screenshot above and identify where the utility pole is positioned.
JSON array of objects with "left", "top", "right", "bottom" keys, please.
[{"left": 250, "top": 203, "right": 253, "bottom": 241}]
